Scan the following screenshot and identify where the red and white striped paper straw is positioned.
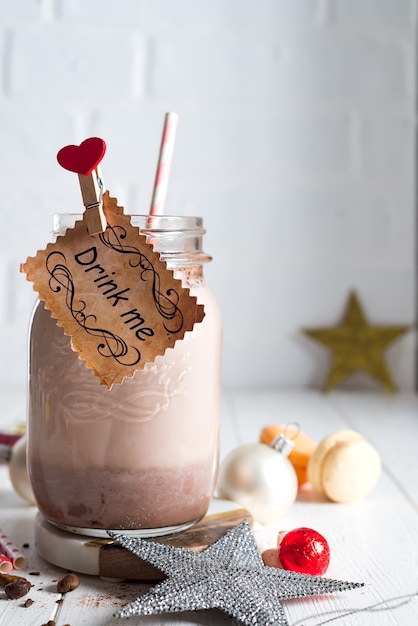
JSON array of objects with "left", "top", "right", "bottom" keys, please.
[
  {"left": 0, "top": 553, "right": 13, "bottom": 573},
  {"left": 0, "top": 531, "right": 27, "bottom": 569},
  {"left": 149, "top": 112, "right": 179, "bottom": 216}
]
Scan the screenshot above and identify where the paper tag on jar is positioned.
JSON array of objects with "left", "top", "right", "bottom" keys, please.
[{"left": 21, "top": 192, "right": 205, "bottom": 388}]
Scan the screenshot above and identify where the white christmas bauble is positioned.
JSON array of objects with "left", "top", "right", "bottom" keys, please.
[
  {"left": 217, "top": 442, "right": 298, "bottom": 525},
  {"left": 9, "top": 435, "right": 36, "bottom": 505}
]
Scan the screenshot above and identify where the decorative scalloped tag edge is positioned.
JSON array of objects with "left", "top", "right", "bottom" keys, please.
[{"left": 21, "top": 192, "right": 205, "bottom": 389}]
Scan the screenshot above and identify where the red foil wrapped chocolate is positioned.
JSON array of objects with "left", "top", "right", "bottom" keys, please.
[{"left": 278, "top": 527, "right": 330, "bottom": 576}]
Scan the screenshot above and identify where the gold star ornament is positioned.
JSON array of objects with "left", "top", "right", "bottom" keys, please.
[{"left": 302, "top": 291, "right": 411, "bottom": 393}]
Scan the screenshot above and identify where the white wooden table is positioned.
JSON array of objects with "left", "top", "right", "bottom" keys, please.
[{"left": 1, "top": 388, "right": 417, "bottom": 625}]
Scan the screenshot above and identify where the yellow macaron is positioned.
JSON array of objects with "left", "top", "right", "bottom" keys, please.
[{"left": 307, "top": 429, "right": 381, "bottom": 503}]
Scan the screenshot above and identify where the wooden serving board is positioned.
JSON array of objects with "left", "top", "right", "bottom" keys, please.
[{"left": 35, "top": 501, "right": 252, "bottom": 580}]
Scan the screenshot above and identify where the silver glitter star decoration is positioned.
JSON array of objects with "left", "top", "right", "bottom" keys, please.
[{"left": 108, "top": 521, "right": 363, "bottom": 626}]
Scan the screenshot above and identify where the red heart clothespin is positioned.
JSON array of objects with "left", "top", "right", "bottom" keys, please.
[
  {"left": 57, "top": 137, "right": 106, "bottom": 175},
  {"left": 57, "top": 138, "right": 107, "bottom": 235}
]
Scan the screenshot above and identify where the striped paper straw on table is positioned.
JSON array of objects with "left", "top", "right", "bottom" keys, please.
[
  {"left": 149, "top": 112, "right": 179, "bottom": 216},
  {"left": 0, "top": 531, "right": 27, "bottom": 569},
  {"left": 0, "top": 553, "right": 13, "bottom": 573}
]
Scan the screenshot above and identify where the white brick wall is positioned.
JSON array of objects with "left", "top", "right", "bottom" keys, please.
[{"left": 0, "top": 0, "right": 416, "bottom": 391}]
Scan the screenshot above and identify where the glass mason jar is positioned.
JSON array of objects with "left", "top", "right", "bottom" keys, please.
[{"left": 27, "top": 215, "right": 222, "bottom": 537}]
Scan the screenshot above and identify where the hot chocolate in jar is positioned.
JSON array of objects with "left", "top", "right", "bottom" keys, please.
[{"left": 23, "top": 135, "right": 222, "bottom": 538}]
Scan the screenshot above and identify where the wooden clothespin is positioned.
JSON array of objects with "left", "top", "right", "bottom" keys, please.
[
  {"left": 78, "top": 166, "right": 106, "bottom": 235},
  {"left": 56, "top": 137, "right": 107, "bottom": 236}
]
